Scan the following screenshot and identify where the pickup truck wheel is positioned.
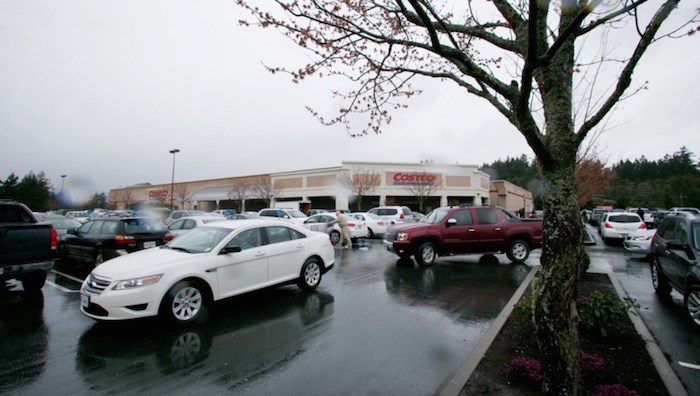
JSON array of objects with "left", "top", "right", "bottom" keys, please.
[
  {"left": 506, "top": 239, "right": 530, "bottom": 264},
  {"left": 415, "top": 242, "right": 436, "bottom": 266},
  {"left": 21, "top": 271, "right": 47, "bottom": 291},
  {"left": 650, "top": 259, "right": 671, "bottom": 297},
  {"left": 684, "top": 285, "right": 700, "bottom": 329}
]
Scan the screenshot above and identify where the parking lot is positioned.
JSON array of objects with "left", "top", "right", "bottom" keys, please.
[{"left": 1, "top": 233, "right": 698, "bottom": 395}]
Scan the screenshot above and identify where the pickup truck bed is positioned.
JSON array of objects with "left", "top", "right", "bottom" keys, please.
[{"left": 1, "top": 200, "right": 57, "bottom": 291}]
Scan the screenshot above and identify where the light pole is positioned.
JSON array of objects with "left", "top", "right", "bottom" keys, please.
[
  {"left": 169, "top": 149, "right": 180, "bottom": 210},
  {"left": 60, "top": 174, "right": 67, "bottom": 193}
]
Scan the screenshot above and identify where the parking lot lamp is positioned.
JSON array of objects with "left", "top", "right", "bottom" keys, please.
[{"left": 169, "top": 149, "right": 180, "bottom": 210}]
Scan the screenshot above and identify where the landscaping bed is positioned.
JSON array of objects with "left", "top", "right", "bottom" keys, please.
[{"left": 460, "top": 272, "right": 670, "bottom": 395}]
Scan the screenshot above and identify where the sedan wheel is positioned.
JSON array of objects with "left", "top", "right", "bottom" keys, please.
[
  {"left": 298, "top": 259, "right": 322, "bottom": 290},
  {"left": 329, "top": 230, "right": 341, "bottom": 245},
  {"left": 684, "top": 286, "right": 700, "bottom": 328},
  {"left": 162, "top": 281, "right": 207, "bottom": 324}
]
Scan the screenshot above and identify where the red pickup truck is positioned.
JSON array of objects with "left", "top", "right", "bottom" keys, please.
[{"left": 383, "top": 205, "right": 543, "bottom": 265}]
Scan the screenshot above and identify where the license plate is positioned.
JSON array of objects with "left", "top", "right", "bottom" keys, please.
[
  {"left": 143, "top": 241, "right": 156, "bottom": 249},
  {"left": 80, "top": 293, "right": 90, "bottom": 308}
]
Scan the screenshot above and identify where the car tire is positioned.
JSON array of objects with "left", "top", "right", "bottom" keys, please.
[
  {"left": 94, "top": 251, "right": 104, "bottom": 267},
  {"left": 161, "top": 280, "right": 208, "bottom": 324},
  {"left": 650, "top": 259, "right": 671, "bottom": 297},
  {"left": 684, "top": 285, "right": 700, "bottom": 329},
  {"left": 506, "top": 239, "right": 530, "bottom": 264},
  {"left": 329, "top": 230, "right": 341, "bottom": 245},
  {"left": 21, "top": 271, "right": 47, "bottom": 291},
  {"left": 298, "top": 258, "right": 322, "bottom": 290},
  {"left": 415, "top": 242, "right": 436, "bottom": 266}
]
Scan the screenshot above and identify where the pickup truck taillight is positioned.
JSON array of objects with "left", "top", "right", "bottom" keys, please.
[
  {"left": 115, "top": 235, "right": 137, "bottom": 246},
  {"left": 50, "top": 228, "right": 58, "bottom": 250}
]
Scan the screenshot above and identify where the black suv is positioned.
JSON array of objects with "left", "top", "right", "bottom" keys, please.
[
  {"left": 649, "top": 213, "right": 700, "bottom": 328},
  {"left": 60, "top": 216, "right": 172, "bottom": 266}
]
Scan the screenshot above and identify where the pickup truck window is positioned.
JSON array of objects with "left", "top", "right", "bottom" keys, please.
[
  {"left": 0, "top": 206, "right": 33, "bottom": 223},
  {"left": 475, "top": 208, "right": 499, "bottom": 225},
  {"left": 450, "top": 210, "right": 473, "bottom": 225}
]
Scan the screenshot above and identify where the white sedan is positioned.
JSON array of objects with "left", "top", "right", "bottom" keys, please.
[
  {"left": 350, "top": 212, "right": 388, "bottom": 238},
  {"left": 623, "top": 229, "right": 656, "bottom": 256},
  {"left": 80, "top": 219, "right": 335, "bottom": 324},
  {"left": 301, "top": 213, "right": 369, "bottom": 245}
]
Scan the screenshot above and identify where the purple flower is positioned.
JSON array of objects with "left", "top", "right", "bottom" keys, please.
[{"left": 593, "top": 383, "right": 640, "bottom": 396}]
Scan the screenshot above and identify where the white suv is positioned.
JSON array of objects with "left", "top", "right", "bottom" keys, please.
[{"left": 367, "top": 206, "right": 414, "bottom": 224}]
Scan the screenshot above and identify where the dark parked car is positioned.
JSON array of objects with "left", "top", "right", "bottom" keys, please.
[
  {"left": 649, "top": 213, "right": 700, "bottom": 328},
  {"left": 60, "top": 216, "right": 172, "bottom": 266}
]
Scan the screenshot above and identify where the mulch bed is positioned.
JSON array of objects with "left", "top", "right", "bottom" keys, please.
[{"left": 460, "top": 272, "right": 670, "bottom": 395}]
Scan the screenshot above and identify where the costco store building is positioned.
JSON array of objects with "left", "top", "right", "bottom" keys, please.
[{"left": 109, "top": 161, "right": 531, "bottom": 214}]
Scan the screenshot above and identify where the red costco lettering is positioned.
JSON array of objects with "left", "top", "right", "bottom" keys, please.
[
  {"left": 148, "top": 190, "right": 169, "bottom": 198},
  {"left": 393, "top": 173, "right": 436, "bottom": 184}
]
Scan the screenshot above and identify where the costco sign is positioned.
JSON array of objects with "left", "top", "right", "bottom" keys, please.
[
  {"left": 148, "top": 189, "right": 169, "bottom": 199},
  {"left": 392, "top": 173, "right": 437, "bottom": 186}
]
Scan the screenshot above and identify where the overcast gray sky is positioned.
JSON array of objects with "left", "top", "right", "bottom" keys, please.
[{"left": 1, "top": 0, "right": 698, "bottom": 201}]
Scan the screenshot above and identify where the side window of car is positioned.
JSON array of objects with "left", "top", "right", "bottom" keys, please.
[
  {"left": 169, "top": 220, "right": 183, "bottom": 230},
  {"left": 102, "top": 221, "right": 118, "bottom": 235},
  {"left": 75, "top": 221, "right": 91, "bottom": 234},
  {"left": 183, "top": 219, "right": 195, "bottom": 230},
  {"left": 402, "top": 207, "right": 412, "bottom": 215},
  {"left": 660, "top": 219, "right": 677, "bottom": 240},
  {"left": 475, "top": 208, "right": 499, "bottom": 225},
  {"left": 451, "top": 210, "right": 473, "bottom": 226},
  {"left": 675, "top": 221, "right": 689, "bottom": 245},
  {"left": 229, "top": 228, "right": 262, "bottom": 250},
  {"left": 266, "top": 226, "right": 292, "bottom": 244},
  {"left": 87, "top": 221, "right": 104, "bottom": 234},
  {"left": 368, "top": 208, "right": 378, "bottom": 215}
]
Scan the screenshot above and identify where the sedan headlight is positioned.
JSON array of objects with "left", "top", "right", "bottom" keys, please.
[
  {"left": 396, "top": 232, "right": 409, "bottom": 241},
  {"left": 630, "top": 235, "right": 653, "bottom": 241},
  {"left": 113, "top": 274, "right": 163, "bottom": 290}
]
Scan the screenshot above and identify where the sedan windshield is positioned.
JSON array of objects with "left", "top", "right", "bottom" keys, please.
[{"left": 167, "top": 227, "right": 232, "bottom": 253}]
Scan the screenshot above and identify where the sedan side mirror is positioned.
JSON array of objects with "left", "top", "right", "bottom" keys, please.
[{"left": 220, "top": 245, "right": 242, "bottom": 254}]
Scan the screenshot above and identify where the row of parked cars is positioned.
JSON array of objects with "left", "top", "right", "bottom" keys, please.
[{"left": 584, "top": 206, "right": 700, "bottom": 328}]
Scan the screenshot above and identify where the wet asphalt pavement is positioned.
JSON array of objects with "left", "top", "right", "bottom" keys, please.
[
  {"left": 1, "top": 238, "right": 531, "bottom": 396},
  {"left": 1, "top": 233, "right": 698, "bottom": 395}
]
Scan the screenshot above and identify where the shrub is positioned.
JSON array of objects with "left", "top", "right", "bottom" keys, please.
[
  {"left": 592, "top": 383, "right": 640, "bottom": 396},
  {"left": 580, "top": 351, "right": 606, "bottom": 381},
  {"left": 577, "top": 291, "right": 633, "bottom": 337},
  {"left": 515, "top": 276, "right": 540, "bottom": 322},
  {"left": 504, "top": 356, "right": 542, "bottom": 386}
]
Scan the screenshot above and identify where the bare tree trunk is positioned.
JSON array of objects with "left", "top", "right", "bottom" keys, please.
[{"left": 534, "top": 162, "right": 588, "bottom": 395}]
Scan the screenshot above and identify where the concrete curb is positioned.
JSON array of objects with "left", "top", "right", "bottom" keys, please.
[
  {"left": 438, "top": 265, "right": 540, "bottom": 396},
  {"left": 604, "top": 270, "right": 688, "bottom": 396}
]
